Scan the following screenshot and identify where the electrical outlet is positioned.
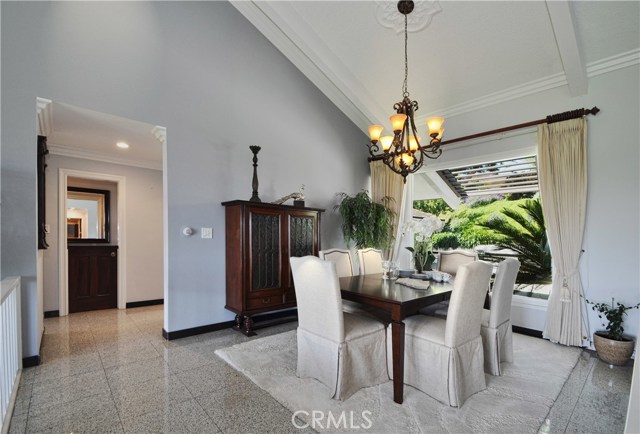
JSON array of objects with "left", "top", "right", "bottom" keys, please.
[{"left": 201, "top": 227, "right": 213, "bottom": 239}]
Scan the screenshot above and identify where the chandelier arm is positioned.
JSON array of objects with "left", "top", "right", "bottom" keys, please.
[
  {"left": 366, "top": 141, "right": 380, "bottom": 158},
  {"left": 425, "top": 148, "right": 442, "bottom": 159}
]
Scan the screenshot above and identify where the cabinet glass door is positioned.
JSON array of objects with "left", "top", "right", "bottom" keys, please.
[{"left": 250, "top": 210, "right": 282, "bottom": 291}]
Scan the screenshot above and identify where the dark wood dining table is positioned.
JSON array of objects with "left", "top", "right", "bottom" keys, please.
[{"left": 339, "top": 273, "right": 454, "bottom": 404}]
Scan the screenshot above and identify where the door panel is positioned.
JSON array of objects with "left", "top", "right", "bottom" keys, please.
[{"left": 68, "top": 245, "right": 118, "bottom": 313}]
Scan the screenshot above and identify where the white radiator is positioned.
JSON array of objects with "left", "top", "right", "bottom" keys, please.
[{"left": 0, "top": 276, "right": 21, "bottom": 434}]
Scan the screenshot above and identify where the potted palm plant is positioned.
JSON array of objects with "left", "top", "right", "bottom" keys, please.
[
  {"left": 586, "top": 297, "right": 640, "bottom": 365},
  {"left": 335, "top": 191, "right": 394, "bottom": 250}
]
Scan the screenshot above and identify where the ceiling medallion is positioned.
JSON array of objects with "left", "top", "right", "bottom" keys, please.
[{"left": 375, "top": 0, "right": 442, "bottom": 35}]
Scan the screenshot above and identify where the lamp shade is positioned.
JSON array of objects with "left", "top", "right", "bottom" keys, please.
[
  {"left": 409, "top": 135, "right": 420, "bottom": 151},
  {"left": 390, "top": 114, "right": 408, "bottom": 132},
  {"left": 380, "top": 135, "right": 394, "bottom": 151},
  {"left": 426, "top": 117, "right": 445, "bottom": 136},
  {"left": 368, "top": 125, "right": 384, "bottom": 142},
  {"left": 401, "top": 153, "right": 414, "bottom": 166}
]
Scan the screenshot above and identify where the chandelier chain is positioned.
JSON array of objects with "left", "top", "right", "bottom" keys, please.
[{"left": 403, "top": 13, "right": 409, "bottom": 97}]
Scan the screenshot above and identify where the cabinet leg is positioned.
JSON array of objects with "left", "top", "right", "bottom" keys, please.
[
  {"left": 243, "top": 316, "right": 257, "bottom": 337},
  {"left": 233, "top": 314, "right": 242, "bottom": 331}
]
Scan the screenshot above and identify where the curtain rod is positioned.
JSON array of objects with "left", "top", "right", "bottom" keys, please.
[{"left": 368, "top": 106, "right": 600, "bottom": 162}]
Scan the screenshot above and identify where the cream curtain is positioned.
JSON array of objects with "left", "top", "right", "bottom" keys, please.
[
  {"left": 538, "top": 118, "right": 588, "bottom": 347},
  {"left": 370, "top": 160, "right": 405, "bottom": 261}
]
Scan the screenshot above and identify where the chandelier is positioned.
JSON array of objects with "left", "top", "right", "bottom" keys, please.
[{"left": 366, "top": 0, "right": 444, "bottom": 183}]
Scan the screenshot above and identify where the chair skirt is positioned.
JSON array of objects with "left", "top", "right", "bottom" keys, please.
[
  {"left": 387, "top": 320, "right": 486, "bottom": 407},
  {"left": 297, "top": 324, "right": 388, "bottom": 400},
  {"left": 480, "top": 320, "right": 514, "bottom": 376}
]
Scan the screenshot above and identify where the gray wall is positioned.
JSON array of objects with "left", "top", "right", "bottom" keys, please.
[{"left": 1, "top": 1, "right": 368, "bottom": 357}]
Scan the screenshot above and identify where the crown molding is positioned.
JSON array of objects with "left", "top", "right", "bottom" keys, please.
[
  {"left": 231, "top": 1, "right": 385, "bottom": 131},
  {"left": 419, "top": 49, "right": 639, "bottom": 121},
  {"left": 234, "top": 1, "right": 639, "bottom": 130},
  {"left": 36, "top": 97, "right": 53, "bottom": 136},
  {"left": 586, "top": 48, "right": 640, "bottom": 78},
  {"left": 418, "top": 73, "right": 568, "bottom": 121},
  {"left": 48, "top": 143, "right": 162, "bottom": 171}
]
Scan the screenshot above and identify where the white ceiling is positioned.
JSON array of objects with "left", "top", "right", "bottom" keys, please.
[
  {"left": 233, "top": 0, "right": 640, "bottom": 131},
  {"left": 37, "top": 1, "right": 639, "bottom": 173},
  {"left": 41, "top": 101, "right": 164, "bottom": 171}
]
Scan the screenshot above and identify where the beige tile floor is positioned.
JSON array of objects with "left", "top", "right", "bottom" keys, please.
[{"left": 8, "top": 305, "right": 633, "bottom": 433}]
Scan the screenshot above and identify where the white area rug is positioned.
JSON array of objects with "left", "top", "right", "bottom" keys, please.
[{"left": 215, "top": 330, "right": 581, "bottom": 433}]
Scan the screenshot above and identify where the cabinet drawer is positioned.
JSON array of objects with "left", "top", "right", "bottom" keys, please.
[{"left": 246, "top": 295, "right": 283, "bottom": 310}]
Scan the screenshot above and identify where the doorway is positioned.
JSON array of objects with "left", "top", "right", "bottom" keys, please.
[
  {"left": 37, "top": 98, "right": 166, "bottom": 317},
  {"left": 58, "top": 169, "right": 127, "bottom": 315}
]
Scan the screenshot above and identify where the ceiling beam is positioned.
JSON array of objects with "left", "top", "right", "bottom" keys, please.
[{"left": 545, "top": 1, "right": 588, "bottom": 96}]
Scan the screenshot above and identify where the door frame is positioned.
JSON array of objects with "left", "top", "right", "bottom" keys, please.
[{"left": 58, "top": 168, "right": 127, "bottom": 316}]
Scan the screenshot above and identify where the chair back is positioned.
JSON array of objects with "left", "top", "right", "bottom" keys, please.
[
  {"left": 438, "top": 250, "right": 478, "bottom": 276},
  {"left": 488, "top": 258, "right": 521, "bottom": 328},
  {"left": 445, "top": 261, "right": 493, "bottom": 347},
  {"left": 319, "top": 249, "right": 354, "bottom": 278},
  {"left": 290, "top": 256, "right": 344, "bottom": 342},
  {"left": 357, "top": 248, "right": 383, "bottom": 275}
]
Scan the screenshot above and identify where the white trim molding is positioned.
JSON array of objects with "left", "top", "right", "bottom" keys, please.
[
  {"left": 58, "top": 169, "right": 127, "bottom": 316},
  {"left": 36, "top": 97, "right": 53, "bottom": 136},
  {"left": 232, "top": 2, "right": 639, "bottom": 131},
  {"left": 151, "top": 126, "right": 167, "bottom": 146},
  {"left": 49, "top": 143, "right": 162, "bottom": 171},
  {"left": 587, "top": 48, "right": 640, "bottom": 78}
]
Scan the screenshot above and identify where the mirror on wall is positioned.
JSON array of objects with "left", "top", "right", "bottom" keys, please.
[{"left": 67, "top": 187, "right": 110, "bottom": 243}]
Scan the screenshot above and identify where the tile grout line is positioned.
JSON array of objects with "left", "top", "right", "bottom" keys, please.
[
  {"left": 561, "top": 356, "right": 596, "bottom": 434},
  {"left": 92, "top": 314, "right": 127, "bottom": 433}
]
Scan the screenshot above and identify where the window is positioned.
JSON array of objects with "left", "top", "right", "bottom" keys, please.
[{"left": 437, "top": 155, "right": 538, "bottom": 198}]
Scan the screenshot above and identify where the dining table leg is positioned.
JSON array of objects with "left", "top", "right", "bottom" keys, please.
[{"left": 391, "top": 319, "right": 405, "bottom": 404}]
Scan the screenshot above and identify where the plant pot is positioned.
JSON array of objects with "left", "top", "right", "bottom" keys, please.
[{"left": 593, "top": 332, "right": 635, "bottom": 366}]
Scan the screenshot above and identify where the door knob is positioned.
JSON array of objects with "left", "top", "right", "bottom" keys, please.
[{"left": 111, "top": 252, "right": 116, "bottom": 257}]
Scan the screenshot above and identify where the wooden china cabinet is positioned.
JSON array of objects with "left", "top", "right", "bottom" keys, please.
[{"left": 222, "top": 200, "right": 323, "bottom": 336}]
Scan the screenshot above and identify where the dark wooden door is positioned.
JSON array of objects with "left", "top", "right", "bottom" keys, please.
[{"left": 68, "top": 245, "right": 118, "bottom": 313}]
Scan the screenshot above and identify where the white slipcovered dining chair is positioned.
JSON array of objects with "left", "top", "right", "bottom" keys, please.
[
  {"left": 388, "top": 261, "right": 493, "bottom": 407},
  {"left": 290, "top": 256, "right": 388, "bottom": 400},
  {"left": 357, "top": 248, "right": 384, "bottom": 275},
  {"left": 420, "top": 250, "right": 480, "bottom": 316},
  {"left": 481, "top": 257, "right": 521, "bottom": 376},
  {"left": 438, "top": 250, "right": 478, "bottom": 275},
  {"left": 319, "top": 248, "right": 367, "bottom": 314},
  {"left": 318, "top": 248, "right": 355, "bottom": 278}
]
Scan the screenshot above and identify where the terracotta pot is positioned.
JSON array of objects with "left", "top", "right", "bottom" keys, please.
[{"left": 593, "top": 332, "right": 635, "bottom": 366}]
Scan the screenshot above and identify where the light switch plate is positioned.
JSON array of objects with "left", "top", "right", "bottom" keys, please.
[{"left": 201, "top": 227, "right": 213, "bottom": 239}]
